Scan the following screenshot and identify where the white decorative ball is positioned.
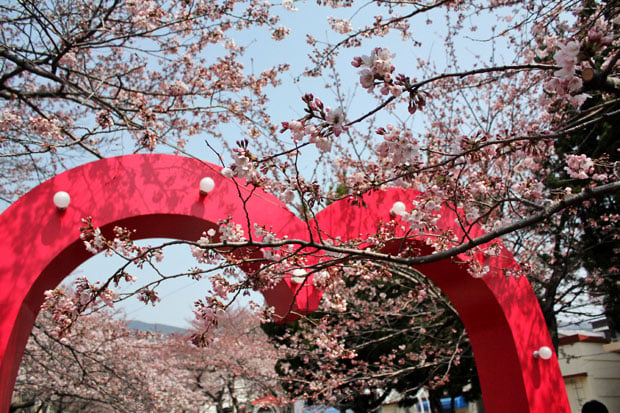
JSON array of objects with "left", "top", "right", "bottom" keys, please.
[
  {"left": 390, "top": 201, "right": 407, "bottom": 216},
  {"left": 290, "top": 268, "right": 307, "bottom": 284},
  {"left": 538, "top": 346, "right": 553, "bottom": 360},
  {"left": 53, "top": 191, "right": 71, "bottom": 210},
  {"left": 199, "top": 177, "right": 215, "bottom": 194}
]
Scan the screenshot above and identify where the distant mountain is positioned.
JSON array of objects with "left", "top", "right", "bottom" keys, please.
[{"left": 127, "top": 320, "right": 188, "bottom": 334}]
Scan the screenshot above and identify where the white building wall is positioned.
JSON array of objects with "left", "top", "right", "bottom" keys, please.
[{"left": 559, "top": 339, "right": 620, "bottom": 413}]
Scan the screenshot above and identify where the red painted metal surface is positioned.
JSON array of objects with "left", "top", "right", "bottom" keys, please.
[{"left": 0, "top": 154, "right": 569, "bottom": 412}]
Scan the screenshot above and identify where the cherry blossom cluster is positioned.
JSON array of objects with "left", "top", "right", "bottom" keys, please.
[
  {"left": 80, "top": 218, "right": 164, "bottom": 266},
  {"left": 351, "top": 46, "right": 433, "bottom": 117},
  {"left": 376, "top": 124, "right": 421, "bottom": 166},
  {"left": 80, "top": 222, "right": 106, "bottom": 255},
  {"left": 271, "top": 25, "right": 291, "bottom": 41},
  {"left": 0, "top": 108, "right": 20, "bottom": 132},
  {"left": 564, "top": 154, "right": 598, "bottom": 180},
  {"left": 165, "top": 79, "right": 191, "bottom": 96},
  {"left": 327, "top": 17, "right": 353, "bottom": 34},
  {"left": 282, "top": 0, "right": 297, "bottom": 11},
  {"left": 545, "top": 40, "right": 589, "bottom": 107},
  {"left": 542, "top": 6, "right": 618, "bottom": 110},
  {"left": 464, "top": 252, "right": 491, "bottom": 279},
  {"left": 42, "top": 279, "right": 116, "bottom": 339},
  {"left": 390, "top": 197, "right": 443, "bottom": 233},
  {"left": 195, "top": 294, "right": 237, "bottom": 335},
  {"left": 311, "top": 268, "right": 333, "bottom": 289},
  {"left": 28, "top": 116, "right": 63, "bottom": 141},
  {"left": 554, "top": 41, "right": 581, "bottom": 81},
  {"left": 136, "top": 287, "right": 161, "bottom": 306},
  {"left": 255, "top": 252, "right": 311, "bottom": 290},
  {"left": 124, "top": 0, "right": 163, "bottom": 31},
  {"left": 95, "top": 110, "right": 113, "bottom": 128},
  {"left": 352, "top": 47, "right": 403, "bottom": 96},
  {"left": 190, "top": 228, "right": 218, "bottom": 263},
  {"left": 191, "top": 297, "right": 224, "bottom": 346},
  {"left": 41, "top": 288, "right": 79, "bottom": 340},
  {"left": 564, "top": 154, "right": 594, "bottom": 179},
  {"left": 230, "top": 139, "right": 261, "bottom": 183},
  {"left": 313, "top": 327, "right": 355, "bottom": 359},
  {"left": 219, "top": 218, "right": 247, "bottom": 242},
  {"left": 254, "top": 223, "right": 283, "bottom": 261}
]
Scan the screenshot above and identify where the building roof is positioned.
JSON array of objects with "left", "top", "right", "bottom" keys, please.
[{"left": 559, "top": 334, "right": 610, "bottom": 346}]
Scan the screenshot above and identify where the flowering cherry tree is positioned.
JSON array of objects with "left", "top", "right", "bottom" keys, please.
[
  {"left": 12, "top": 304, "right": 282, "bottom": 412},
  {"left": 1, "top": 0, "right": 619, "bottom": 404},
  {"left": 12, "top": 305, "right": 202, "bottom": 412},
  {"left": 263, "top": 264, "right": 477, "bottom": 412},
  {"left": 174, "top": 308, "right": 284, "bottom": 412}
]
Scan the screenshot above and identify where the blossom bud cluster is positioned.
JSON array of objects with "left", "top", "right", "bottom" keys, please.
[
  {"left": 281, "top": 94, "right": 348, "bottom": 152},
  {"left": 229, "top": 143, "right": 261, "bottom": 184},
  {"left": 96, "top": 110, "right": 113, "bottom": 128},
  {"left": 271, "top": 26, "right": 291, "bottom": 41}
]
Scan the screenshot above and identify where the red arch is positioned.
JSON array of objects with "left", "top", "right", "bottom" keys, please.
[{"left": 0, "top": 154, "right": 569, "bottom": 412}]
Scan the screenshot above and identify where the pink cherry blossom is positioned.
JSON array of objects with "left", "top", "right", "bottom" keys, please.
[
  {"left": 554, "top": 41, "right": 581, "bottom": 80},
  {"left": 565, "top": 154, "right": 595, "bottom": 179},
  {"left": 325, "top": 107, "right": 347, "bottom": 136}
]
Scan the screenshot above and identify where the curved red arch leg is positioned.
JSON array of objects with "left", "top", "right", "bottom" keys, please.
[{"left": 315, "top": 189, "right": 570, "bottom": 412}]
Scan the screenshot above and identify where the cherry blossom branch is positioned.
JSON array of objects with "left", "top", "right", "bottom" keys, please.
[
  {"left": 310, "top": 0, "right": 452, "bottom": 72},
  {"left": 189, "top": 181, "right": 620, "bottom": 267},
  {"left": 346, "top": 64, "right": 558, "bottom": 126}
]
